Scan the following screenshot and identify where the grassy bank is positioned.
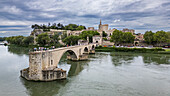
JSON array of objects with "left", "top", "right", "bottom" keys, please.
[
  {"left": 165, "top": 49, "right": 170, "bottom": 52},
  {"left": 95, "top": 46, "right": 168, "bottom": 53}
]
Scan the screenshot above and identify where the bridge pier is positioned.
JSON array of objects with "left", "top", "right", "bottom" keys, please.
[
  {"left": 21, "top": 67, "right": 66, "bottom": 81},
  {"left": 89, "top": 49, "right": 95, "bottom": 54}
]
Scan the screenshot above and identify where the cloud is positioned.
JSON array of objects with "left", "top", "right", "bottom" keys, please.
[
  {"left": 0, "top": 31, "right": 7, "bottom": 33},
  {"left": 113, "top": 19, "right": 121, "bottom": 23},
  {"left": 0, "top": 6, "right": 22, "bottom": 14}
]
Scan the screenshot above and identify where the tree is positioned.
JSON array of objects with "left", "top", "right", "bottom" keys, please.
[
  {"left": 57, "top": 23, "right": 64, "bottom": 29},
  {"left": 144, "top": 31, "right": 154, "bottom": 44},
  {"left": 110, "top": 29, "right": 124, "bottom": 44},
  {"left": 6, "top": 36, "right": 24, "bottom": 45},
  {"left": 123, "top": 32, "right": 135, "bottom": 43},
  {"left": 63, "top": 35, "right": 81, "bottom": 46},
  {"left": 61, "top": 32, "right": 67, "bottom": 42},
  {"left": 50, "top": 33, "right": 60, "bottom": 45},
  {"left": 65, "top": 24, "right": 86, "bottom": 31},
  {"left": 167, "top": 32, "right": 170, "bottom": 43},
  {"left": 153, "top": 30, "right": 168, "bottom": 46},
  {"left": 110, "top": 29, "right": 135, "bottom": 44},
  {"left": 22, "top": 36, "right": 34, "bottom": 45},
  {"left": 36, "top": 33, "right": 50, "bottom": 46},
  {"left": 13, "top": 36, "right": 24, "bottom": 45},
  {"left": 102, "top": 31, "right": 107, "bottom": 37}
]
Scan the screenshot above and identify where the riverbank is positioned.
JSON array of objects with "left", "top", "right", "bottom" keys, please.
[{"left": 95, "top": 46, "right": 170, "bottom": 54}]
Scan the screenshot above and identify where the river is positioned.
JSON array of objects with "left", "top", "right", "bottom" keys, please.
[{"left": 0, "top": 45, "right": 170, "bottom": 96}]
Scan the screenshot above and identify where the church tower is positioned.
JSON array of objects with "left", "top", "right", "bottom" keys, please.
[{"left": 99, "top": 19, "right": 103, "bottom": 32}]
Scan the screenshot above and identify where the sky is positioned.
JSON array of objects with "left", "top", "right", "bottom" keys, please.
[{"left": 0, "top": 0, "right": 170, "bottom": 37}]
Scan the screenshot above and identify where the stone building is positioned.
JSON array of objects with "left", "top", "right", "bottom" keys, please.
[
  {"left": 93, "top": 35, "right": 103, "bottom": 45},
  {"left": 122, "top": 28, "right": 135, "bottom": 35},
  {"left": 78, "top": 40, "right": 88, "bottom": 45},
  {"left": 87, "top": 27, "right": 95, "bottom": 30},
  {"left": 133, "top": 33, "right": 144, "bottom": 46},
  {"left": 98, "top": 20, "right": 115, "bottom": 38},
  {"left": 67, "top": 30, "right": 84, "bottom": 36}
]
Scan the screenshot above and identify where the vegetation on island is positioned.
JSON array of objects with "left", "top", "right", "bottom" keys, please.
[
  {"left": 6, "top": 36, "right": 34, "bottom": 46},
  {"left": 31, "top": 23, "right": 86, "bottom": 31}
]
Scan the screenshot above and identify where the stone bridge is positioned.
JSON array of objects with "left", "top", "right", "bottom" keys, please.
[{"left": 21, "top": 44, "right": 96, "bottom": 81}]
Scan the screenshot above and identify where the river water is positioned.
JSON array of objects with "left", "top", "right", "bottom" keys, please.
[{"left": 0, "top": 45, "right": 170, "bottom": 96}]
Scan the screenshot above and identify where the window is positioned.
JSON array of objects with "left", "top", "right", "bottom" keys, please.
[{"left": 51, "top": 60, "right": 53, "bottom": 65}]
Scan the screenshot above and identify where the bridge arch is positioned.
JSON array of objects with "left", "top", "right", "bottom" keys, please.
[
  {"left": 58, "top": 49, "right": 78, "bottom": 62},
  {"left": 84, "top": 47, "right": 89, "bottom": 53},
  {"left": 92, "top": 45, "right": 95, "bottom": 49}
]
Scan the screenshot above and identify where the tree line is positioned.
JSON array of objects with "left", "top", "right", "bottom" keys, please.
[
  {"left": 6, "top": 36, "right": 34, "bottom": 46},
  {"left": 31, "top": 23, "right": 86, "bottom": 31},
  {"left": 144, "top": 30, "right": 170, "bottom": 46}
]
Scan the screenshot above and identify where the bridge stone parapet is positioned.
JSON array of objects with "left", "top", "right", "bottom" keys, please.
[{"left": 21, "top": 44, "right": 96, "bottom": 81}]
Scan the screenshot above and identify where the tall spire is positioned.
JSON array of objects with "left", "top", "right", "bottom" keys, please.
[{"left": 100, "top": 19, "right": 102, "bottom": 25}]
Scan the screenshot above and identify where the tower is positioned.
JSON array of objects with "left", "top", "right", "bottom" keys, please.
[
  {"left": 100, "top": 19, "right": 102, "bottom": 25},
  {"left": 99, "top": 19, "right": 103, "bottom": 32}
]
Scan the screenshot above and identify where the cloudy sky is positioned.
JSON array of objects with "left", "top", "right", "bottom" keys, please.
[{"left": 0, "top": 0, "right": 170, "bottom": 37}]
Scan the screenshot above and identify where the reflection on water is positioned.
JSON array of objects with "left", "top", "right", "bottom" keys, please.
[
  {"left": 67, "top": 60, "right": 89, "bottom": 76},
  {"left": 110, "top": 52, "right": 170, "bottom": 66},
  {"left": 20, "top": 77, "right": 68, "bottom": 96},
  {"left": 8, "top": 45, "right": 30, "bottom": 56},
  {"left": 111, "top": 52, "right": 137, "bottom": 66},
  {"left": 143, "top": 54, "right": 170, "bottom": 65}
]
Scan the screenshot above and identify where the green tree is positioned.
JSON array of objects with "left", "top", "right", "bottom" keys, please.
[
  {"left": 144, "top": 31, "right": 154, "bottom": 44},
  {"left": 110, "top": 29, "right": 124, "bottom": 44},
  {"left": 102, "top": 31, "right": 107, "bottom": 37},
  {"left": 153, "top": 30, "right": 168, "bottom": 46},
  {"left": 63, "top": 35, "right": 81, "bottom": 46},
  {"left": 14, "top": 36, "right": 24, "bottom": 45},
  {"left": 65, "top": 24, "right": 86, "bottom": 31},
  {"left": 123, "top": 32, "right": 135, "bottom": 43},
  {"left": 22, "top": 36, "right": 34, "bottom": 46},
  {"left": 167, "top": 32, "right": 170, "bottom": 43},
  {"left": 76, "top": 25, "right": 86, "bottom": 30},
  {"left": 111, "top": 30, "right": 135, "bottom": 44},
  {"left": 50, "top": 33, "right": 60, "bottom": 45},
  {"left": 6, "top": 36, "right": 24, "bottom": 45},
  {"left": 36, "top": 33, "right": 50, "bottom": 46},
  {"left": 61, "top": 32, "right": 67, "bottom": 42}
]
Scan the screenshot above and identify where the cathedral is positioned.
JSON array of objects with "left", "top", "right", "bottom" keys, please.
[{"left": 98, "top": 19, "right": 115, "bottom": 37}]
